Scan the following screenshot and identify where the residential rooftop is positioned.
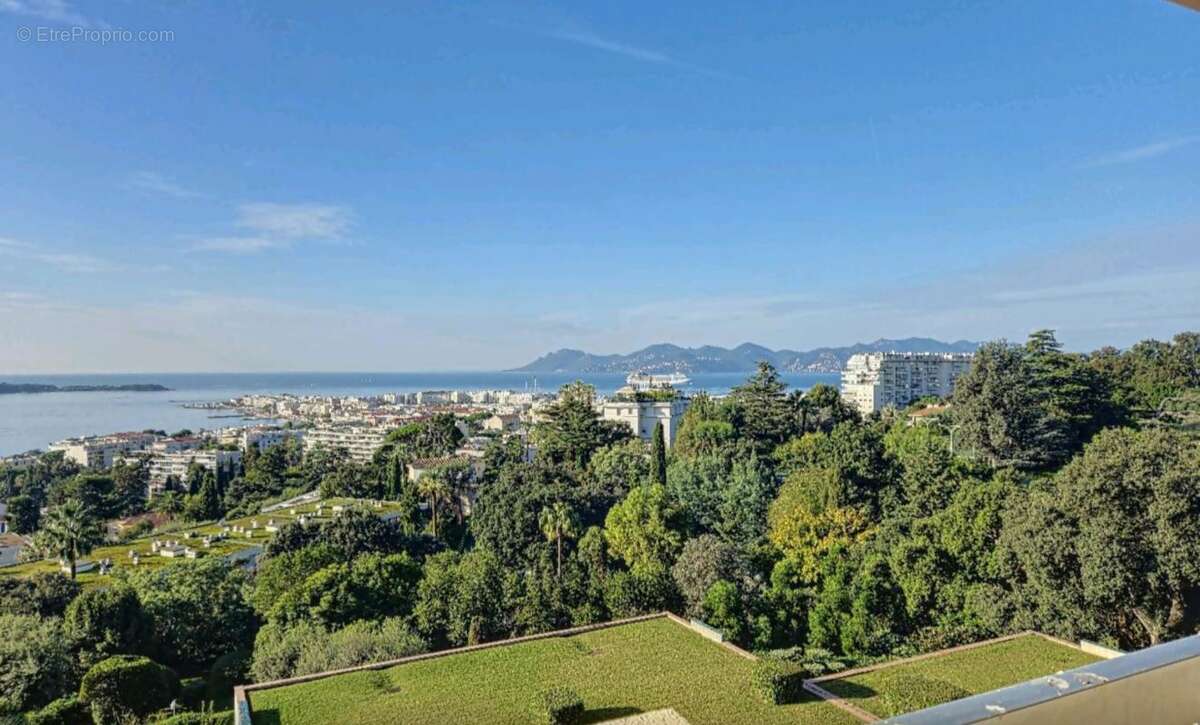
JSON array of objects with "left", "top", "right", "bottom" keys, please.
[
  {"left": 235, "top": 618, "right": 1200, "bottom": 725},
  {"left": 238, "top": 614, "right": 857, "bottom": 725}
]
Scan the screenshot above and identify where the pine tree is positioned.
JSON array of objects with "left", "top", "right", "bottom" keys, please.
[{"left": 728, "top": 362, "right": 794, "bottom": 453}]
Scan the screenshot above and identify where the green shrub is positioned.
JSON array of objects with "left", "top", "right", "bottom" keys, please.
[
  {"left": 761, "top": 646, "right": 847, "bottom": 677},
  {"left": 177, "top": 678, "right": 208, "bottom": 709},
  {"left": 63, "top": 586, "right": 148, "bottom": 667},
  {"left": 154, "top": 710, "right": 234, "bottom": 725},
  {"left": 25, "top": 696, "right": 90, "bottom": 725},
  {"left": 750, "top": 659, "right": 806, "bottom": 705},
  {"left": 78, "top": 655, "right": 179, "bottom": 724},
  {"left": 0, "top": 615, "right": 75, "bottom": 714},
  {"left": 541, "top": 687, "right": 583, "bottom": 725},
  {"left": 206, "top": 650, "right": 250, "bottom": 704}
]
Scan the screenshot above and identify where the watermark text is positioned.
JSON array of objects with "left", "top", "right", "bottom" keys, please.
[{"left": 17, "top": 26, "right": 175, "bottom": 44}]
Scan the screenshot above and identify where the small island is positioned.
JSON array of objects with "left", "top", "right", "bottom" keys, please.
[{"left": 0, "top": 382, "right": 170, "bottom": 395}]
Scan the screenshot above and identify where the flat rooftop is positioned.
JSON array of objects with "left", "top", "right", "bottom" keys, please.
[
  {"left": 814, "top": 633, "right": 1101, "bottom": 720},
  {"left": 242, "top": 615, "right": 858, "bottom": 725}
]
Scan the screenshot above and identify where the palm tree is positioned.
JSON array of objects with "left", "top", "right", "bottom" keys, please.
[
  {"left": 417, "top": 473, "right": 451, "bottom": 538},
  {"left": 41, "top": 499, "right": 103, "bottom": 579},
  {"left": 539, "top": 501, "right": 577, "bottom": 580}
]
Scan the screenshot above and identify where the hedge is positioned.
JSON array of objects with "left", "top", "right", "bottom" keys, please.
[
  {"left": 78, "top": 655, "right": 179, "bottom": 724},
  {"left": 24, "top": 697, "right": 90, "bottom": 725},
  {"left": 154, "top": 710, "right": 235, "bottom": 725},
  {"left": 207, "top": 650, "right": 251, "bottom": 703},
  {"left": 750, "top": 659, "right": 806, "bottom": 705},
  {"left": 540, "top": 687, "right": 584, "bottom": 725}
]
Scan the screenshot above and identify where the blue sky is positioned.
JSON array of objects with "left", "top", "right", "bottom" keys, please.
[{"left": 0, "top": 0, "right": 1197, "bottom": 372}]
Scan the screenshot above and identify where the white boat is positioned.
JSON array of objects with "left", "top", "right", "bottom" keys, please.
[{"left": 625, "top": 372, "right": 691, "bottom": 391}]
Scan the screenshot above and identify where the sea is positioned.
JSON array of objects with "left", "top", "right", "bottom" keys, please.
[{"left": 0, "top": 371, "right": 840, "bottom": 457}]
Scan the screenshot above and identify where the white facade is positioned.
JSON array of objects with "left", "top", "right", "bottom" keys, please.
[
  {"left": 151, "top": 437, "right": 205, "bottom": 454},
  {"left": 49, "top": 432, "right": 159, "bottom": 469},
  {"left": 601, "top": 397, "right": 690, "bottom": 448},
  {"left": 841, "top": 352, "right": 974, "bottom": 414},
  {"left": 303, "top": 425, "right": 389, "bottom": 462},
  {"left": 240, "top": 427, "right": 303, "bottom": 451},
  {"left": 147, "top": 448, "right": 243, "bottom": 494}
]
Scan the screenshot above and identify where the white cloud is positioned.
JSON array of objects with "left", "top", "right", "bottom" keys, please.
[
  {"left": 0, "top": 0, "right": 102, "bottom": 27},
  {"left": 191, "top": 202, "right": 354, "bottom": 254},
  {"left": 127, "top": 171, "right": 203, "bottom": 199},
  {"left": 0, "top": 237, "right": 118, "bottom": 273},
  {"left": 236, "top": 202, "right": 352, "bottom": 240},
  {"left": 32, "top": 252, "right": 116, "bottom": 273},
  {"left": 514, "top": 23, "right": 736, "bottom": 79},
  {"left": 0, "top": 291, "right": 41, "bottom": 303},
  {"left": 1083, "top": 136, "right": 1199, "bottom": 168},
  {"left": 546, "top": 30, "right": 674, "bottom": 65},
  {"left": 0, "top": 294, "right": 515, "bottom": 373},
  {"left": 191, "top": 236, "right": 288, "bottom": 254}
]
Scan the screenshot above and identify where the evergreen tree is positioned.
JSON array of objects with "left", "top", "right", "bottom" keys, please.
[
  {"left": 1025, "top": 329, "right": 1121, "bottom": 462},
  {"left": 950, "top": 341, "right": 1059, "bottom": 469},
  {"left": 197, "top": 472, "right": 222, "bottom": 520},
  {"left": 728, "top": 362, "right": 794, "bottom": 453},
  {"left": 532, "top": 382, "right": 630, "bottom": 471},
  {"left": 650, "top": 422, "right": 667, "bottom": 485}
]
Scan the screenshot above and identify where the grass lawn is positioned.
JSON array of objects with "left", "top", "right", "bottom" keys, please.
[
  {"left": 0, "top": 497, "right": 405, "bottom": 586},
  {"left": 821, "top": 634, "right": 1101, "bottom": 718},
  {"left": 247, "top": 617, "right": 858, "bottom": 725}
]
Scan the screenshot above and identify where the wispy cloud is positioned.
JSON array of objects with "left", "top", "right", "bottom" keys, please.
[
  {"left": 547, "top": 30, "right": 673, "bottom": 65},
  {"left": 236, "top": 202, "right": 352, "bottom": 240},
  {"left": 1083, "top": 135, "right": 1199, "bottom": 168},
  {"left": 0, "top": 237, "right": 117, "bottom": 273},
  {"left": 191, "top": 202, "right": 354, "bottom": 254},
  {"left": 192, "top": 236, "right": 288, "bottom": 254},
  {"left": 127, "top": 171, "right": 204, "bottom": 199},
  {"left": 0, "top": 0, "right": 103, "bottom": 28},
  {"left": 526, "top": 25, "right": 735, "bottom": 79},
  {"left": 0, "top": 291, "right": 42, "bottom": 304}
]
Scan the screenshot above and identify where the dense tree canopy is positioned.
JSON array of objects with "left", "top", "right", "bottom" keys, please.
[
  {"left": 532, "top": 382, "right": 630, "bottom": 471},
  {"left": 0, "top": 331, "right": 1197, "bottom": 722}
]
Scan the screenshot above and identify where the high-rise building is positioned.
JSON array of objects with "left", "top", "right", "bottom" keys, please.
[
  {"left": 144, "top": 448, "right": 243, "bottom": 496},
  {"left": 841, "top": 352, "right": 973, "bottom": 414},
  {"left": 303, "top": 425, "right": 389, "bottom": 462}
]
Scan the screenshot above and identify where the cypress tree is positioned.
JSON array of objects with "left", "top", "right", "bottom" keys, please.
[{"left": 650, "top": 422, "right": 667, "bottom": 485}]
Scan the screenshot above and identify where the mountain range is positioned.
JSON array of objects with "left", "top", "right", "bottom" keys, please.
[{"left": 512, "top": 338, "right": 980, "bottom": 374}]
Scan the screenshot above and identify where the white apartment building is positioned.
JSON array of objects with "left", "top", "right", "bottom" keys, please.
[
  {"left": 303, "top": 425, "right": 389, "bottom": 463},
  {"left": 150, "top": 437, "right": 205, "bottom": 454},
  {"left": 146, "top": 448, "right": 243, "bottom": 495},
  {"left": 841, "top": 352, "right": 974, "bottom": 414},
  {"left": 237, "top": 427, "right": 303, "bottom": 451},
  {"left": 49, "top": 432, "right": 160, "bottom": 469},
  {"left": 416, "top": 390, "right": 453, "bottom": 405},
  {"left": 601, "top": 395, "right": 690, "bottom": 448}
]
